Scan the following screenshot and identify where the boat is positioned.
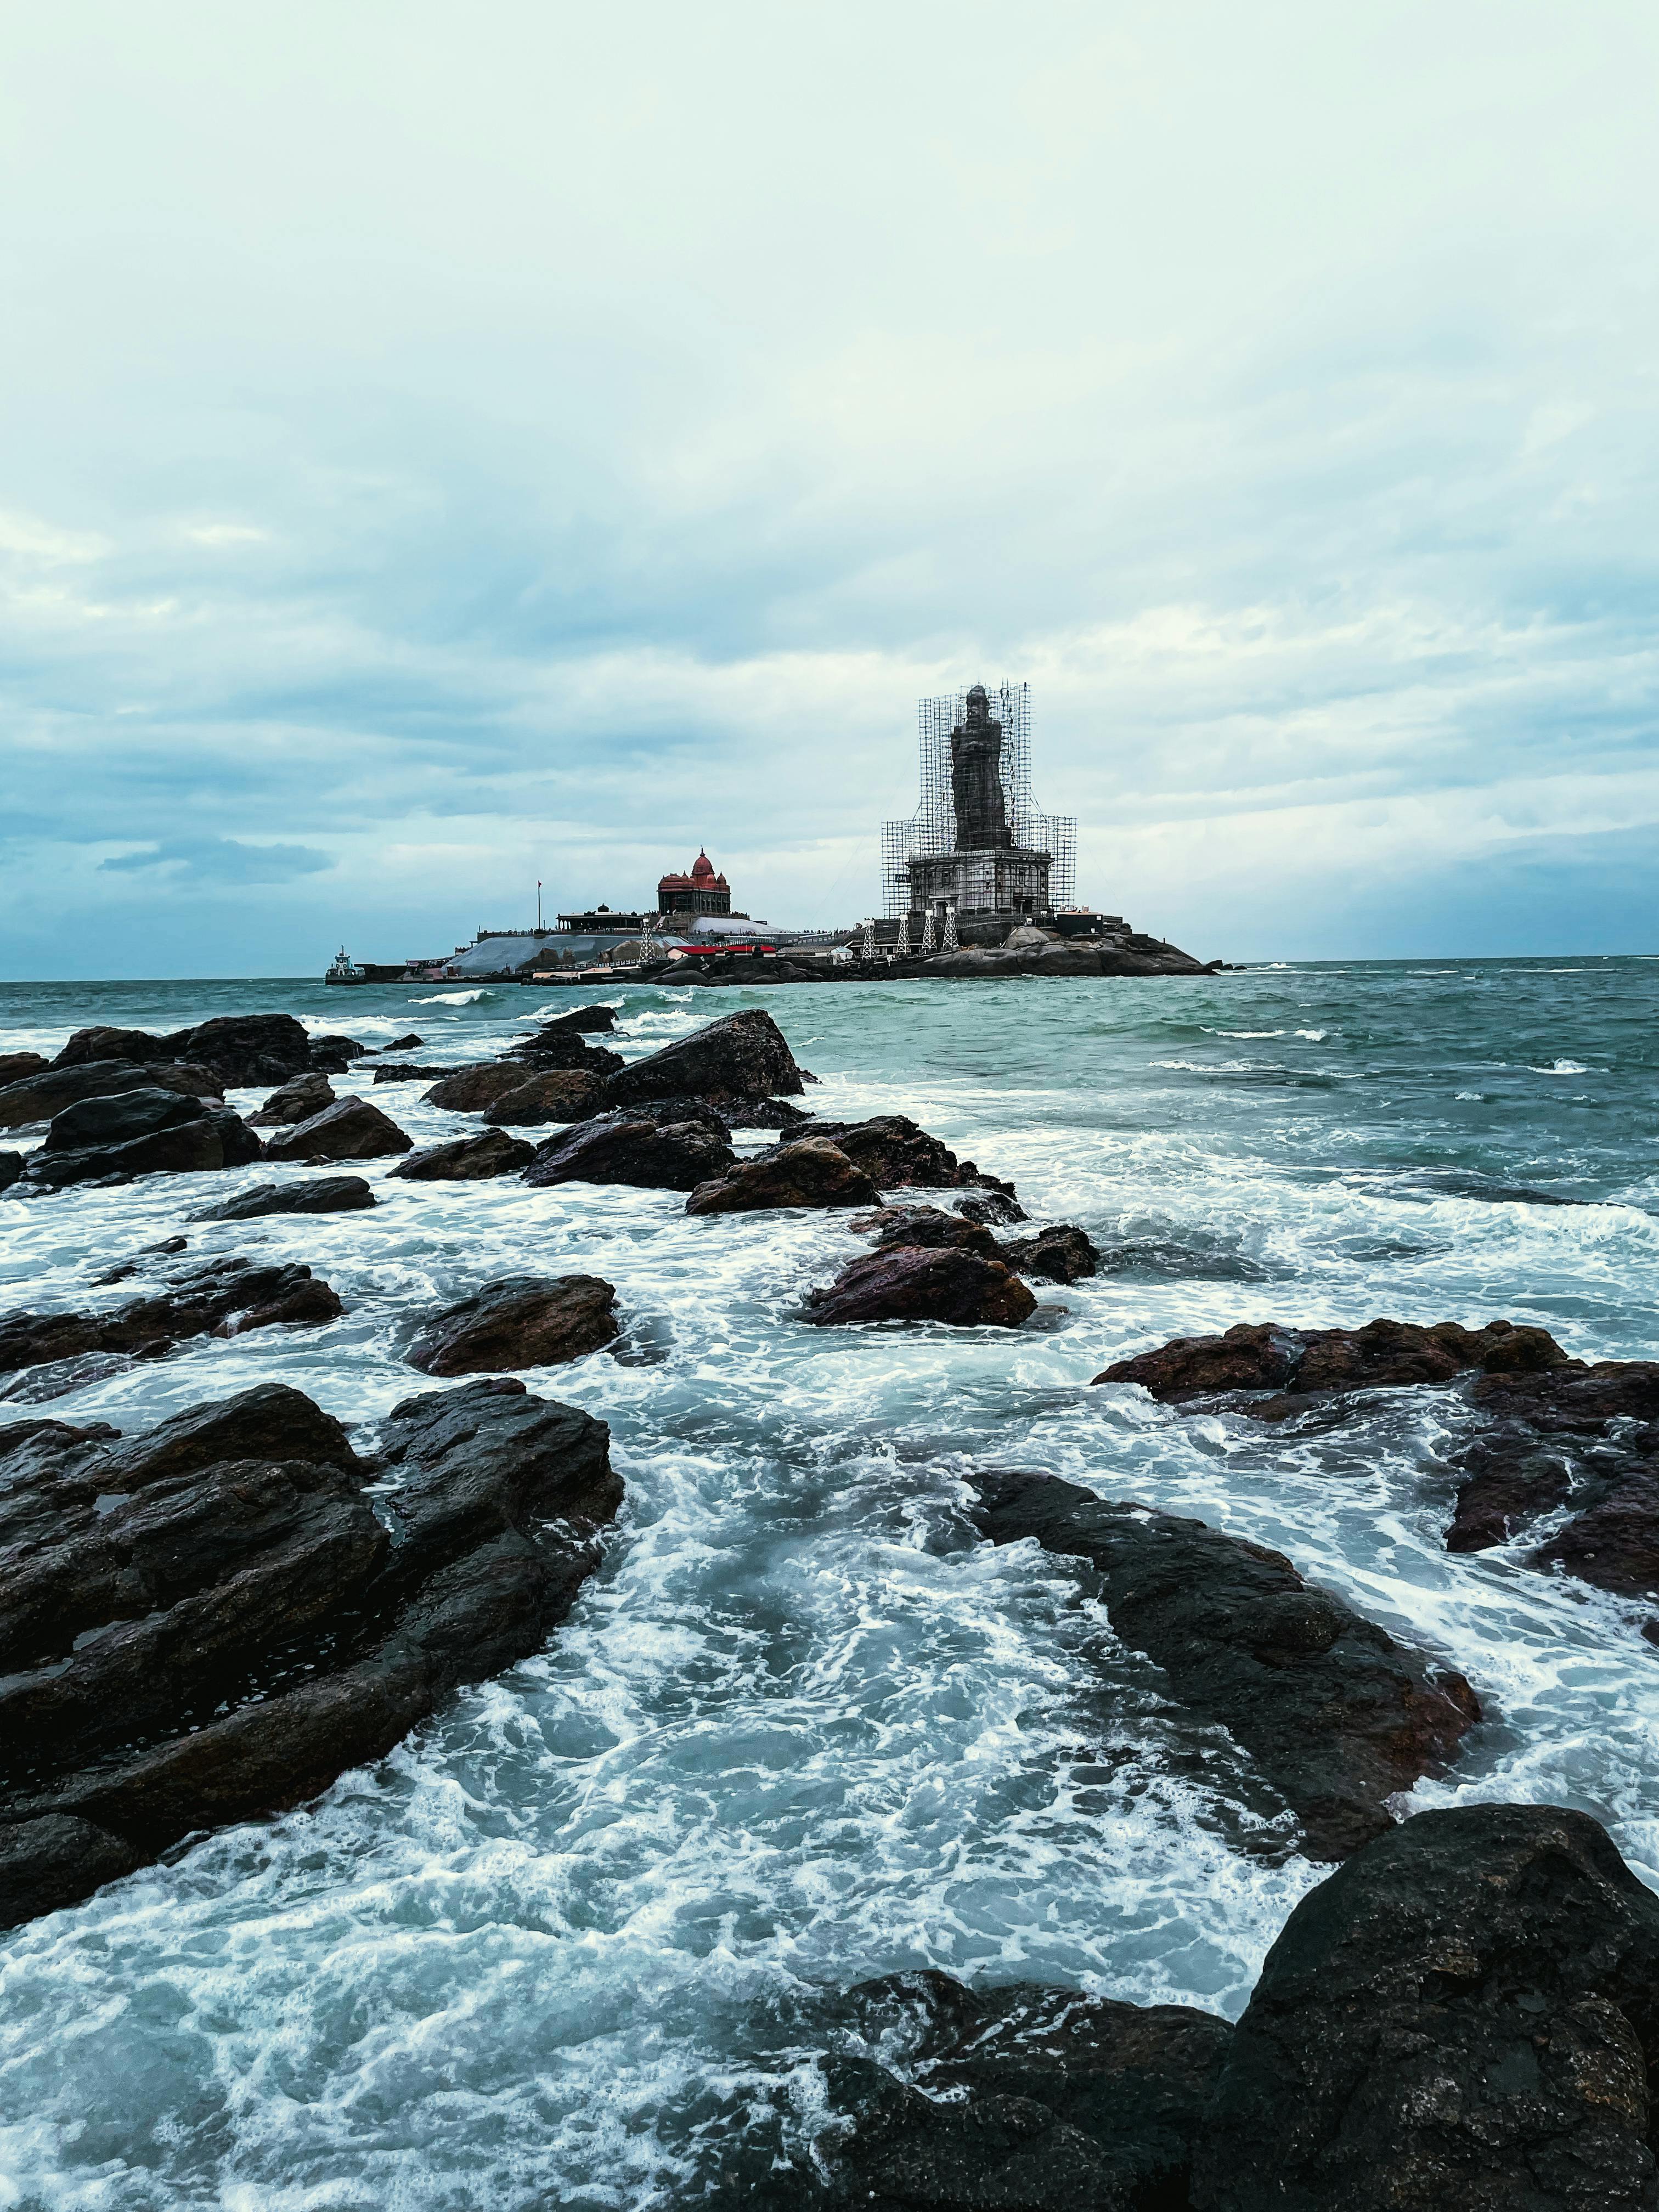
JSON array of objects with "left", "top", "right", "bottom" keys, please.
[{"left": 324, "top": 947, "right": 369, "bottom": 986}]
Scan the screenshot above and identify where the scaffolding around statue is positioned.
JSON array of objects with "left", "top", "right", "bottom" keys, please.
[{"left": 880, "top": 681, "right": 1076, "bottom": 921}]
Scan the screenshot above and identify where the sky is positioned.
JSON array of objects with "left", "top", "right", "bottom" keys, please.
[{"left": 3, "top": 1, "right": 1657, "bottom": 977}]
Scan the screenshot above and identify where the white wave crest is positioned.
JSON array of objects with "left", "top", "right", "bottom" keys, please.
[
  {"left": 1295, "top": 1029, "right": 1328, "bottom": 1042},
  {"left": 1530, "top": 1059, "right": 1589, "bottom": 1075},
  {"left": 414, "top": 989, "right": 494, "bottom": 1005}
]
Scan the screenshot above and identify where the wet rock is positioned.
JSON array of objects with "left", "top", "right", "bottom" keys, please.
[
  {"left": 18, "top": 1100, "right": 264, "bottom": 1193},
  {"left": 0, "top": 1052, "right": 47, "bottom": 1087},
  {"left": 1531, "top": 1478, "right": 1659, "bottom": 1599},
  {"left": 953, "top": 1187, "right": 1029, "bottom": 1227},
  {"left": 192, "top": 1176, "right": 377, "bottom": 1221},
  {"left": 0, "top": 1257, "right": 344, "bottom": 1375},
  {"left": 159, "top": 1013, "right": 319, "bottom": 1088},
  {"left": 41, "top": 1085, "right": 232, "bottom": 1155},
  {"left": 721, "top": 1097, "right": 814, "bottom": 1130},
  {"left": 48, "top": 1025, "right": 178, "bottom": 1070},
  {"left": 800, "top": 1114, "right": 1018, "bottom": 1205},
  {"left": 373, "top": 1062, "right": 467, "bottom": 1084},
  {"left": 1000, "top": 1223, "right": 1101, "bottom": 1283},
  {"left": 305, "top": 1033, "right": 371, "bottom": 1073},
  {"left": 0, "top": 1058, "right": 223, "bottom": 1131},
  {"left": 602, "top": 1007, "right": 809, "bottom": 1107},
  {"left": 503, "top": 1030, "right": 623, "bottom": 1078},
  {"left": 249, "top": 1071, "right": 336, "bottom": 1126},
  {"left": 972, "top": 1468, "right": 1479, "bottom": 1859},
  {"left": 521, "top": 1004, "right": 617, "bottom": 1036},
  {"left": 852, "top": 1204, "right": 1001, "bottom": 1258},
  {"left": 407, "top": 1275, "right": 619, "bottom": 1375},
  {"left": 806, "top": 1246, "right": 1037, "bottom": 1329},
  {"left": 1190, "top": 1803, "right": 1659, "bottom": 2211},
  {"left": 479, "top": 1069, "right": 606, "bottom": 1125},
  {"left": 816, "top": 1970, "right": 1233, "bottom": 2212},
  {"left": 392, "top": 1130, "right": 536, "bottom": 1181},
  {"left": 261, "top": 1097, "right": 413, "bottom": 1163},
  {"left": 522, "top": 1113, "right": 736, "bottom": 1193},
  {"left": 685, "top": 1139, "right": 881, "bottom": 1216},
  {"left": 0, "top": 1152, "right": 22, "bottom": 1192},
  {"left": 1096, "top": 1316, "right": 1573, "bottom": 1403},
  {"left": 385, "top": 1032, "right": 425, "bottom": 1051},
  {"left": 0, "top": 1376, "right": 618, "bottom": 1927},
  {"left": 424, "top": 1063, "right": 538, "bottom": 1111}
]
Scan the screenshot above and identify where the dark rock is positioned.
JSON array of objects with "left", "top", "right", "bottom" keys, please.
[
  {"left": 0, "top": 1152, "right": 21, "bottom": 1192},
  {"left": 852, "top": 1204, "right": 1000, "bottom": 1259},
  {"left": 261, "top": 1097, "right": 413, "bottom": 1163},
  {"left": 305, "top": 1033, "right": 371, "bottom": 1073},
  {"left": 384, "top": 1032, "right": 425, "bottom": 1051},
  {"left": 0, "top": 1376, "right": 618, "bottom": 1926},
  {"left": 522, "top": 1114, "right": 736, "bottom": 1193},
  {"left": 42, "top": 1084, "right": 233, "bottom": 1154},
  {"left": 373, "top": 1062, "right": 466, "bottom": 1084},
  {"left": 954, "top": 1188, "right": 1029, "bottom": 1227},
  {"left": 48, "top": 1025, "right": 176, "bottom": 1069},
  {"left": 1000, "top": 1224, "right": 1101, "bottom": 1283},
  {"left": 720, "top": 1097, "right": 814, "bottom": 1130},
  {"left": 0, "top": 1058, "right": 223, "bottom": 1131},
  {"left": 0, "top": 1257, "right": 344, "bottom": 1375},
  {"left": 392, "top": 1130, "right": 537, "bottom": 1180},
  {"left": 504, "top": 1031, "right": 623, "bottom": 1078},
  {"left": 162, "top": 1013, "right": 318, "bottom": 1088},
  {"left": 1190, "top": 1803, "right": 1659, "bottom": 2211},
  {"left": 819, "top": 1970, "right": 1233, "bottom": 2212},
  {"left": 1445, "top": 1442, "right": 1575, "bottom": 1553},
  {"left": 192, "top": 1176, "right": 377, "bottom": 1221},
  {"left": 249, "top": 1071, "right": 336, "bottom": 1125},
  {"left": 520, "top": 1005, "right": 616, "bottom": 1036},
  {"left": 0, "top": 1052, "right": 47, "bottom": 1087},
  {"left": 1531, "top": 1479, "right": 1659, "bottom": 1598},
  {"left": 801, "top": 1114, "right": 1018, "bottom": 1205},
  {"left": 685, "top": 1139, "right": 881, "bottom": 1216},
  {"left": 407, "top": 1275, "right": 619, "bottom": 1375},
  {"left": 971, "top": 1468, "right": 1479, "bottom": 1860},
  {"left": 424, "top": 1063, "right": 538, "bottom": 1112},
  {"left": 806, "top": 1246, "right": 1037, "bottom": 1329},
  {"left": 18, "top": 1103, "right": 264, "bottom": 1193},
  {"left": 479, "top": 1069, "right": 606, "bottom": 1125},
  {"left": 1096, "top": 1316, "right": 1574, "bottom": 1403},
  {"left": 602, "top": 1007, "right": 809, "bottom": 1107}
]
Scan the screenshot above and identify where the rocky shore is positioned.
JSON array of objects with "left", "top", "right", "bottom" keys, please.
[{"left": 3, "top": 991, "right": 1653, "bottom": 2208}]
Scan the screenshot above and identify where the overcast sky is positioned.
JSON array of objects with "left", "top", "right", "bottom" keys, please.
[{"left": 3, "top": 1, "right": 1657, "bottom": 975}]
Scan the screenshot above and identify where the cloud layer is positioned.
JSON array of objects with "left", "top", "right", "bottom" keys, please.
[{"left": 3, "top": 1, "right": 1657, "bottom": 975}]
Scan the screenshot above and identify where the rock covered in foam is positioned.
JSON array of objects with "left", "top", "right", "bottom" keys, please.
[{"left": 805, "top": 1245, "right": 1037, "bottom": 1329}]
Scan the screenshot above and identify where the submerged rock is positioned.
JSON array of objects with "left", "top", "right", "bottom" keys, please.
[
  {"left": 261, "top": 1097, "right": 413, "bottom": 1163},
  {"left": 407, "top": 1275, "right": 620, "bottom": 1375},
  {"left": 953, "top": 1187, "right": 1029, "bottom": 1226},
  {"left": 685, "top": 1139, "right": 880, "bottom": 1216},
  {"left": 1191, "top": 1803, "right": 1659, "bottom": 2211},
  {"left": 0, "top": 1256, "right": 343, "bottom": 1375},
  {"left": 602, "top": 1007, "right": 809, "bottom": 1107},
  {"left": 522, "top": 1113, "right": 735, "bottom": 1193},
  {"left": 806, "top": 1246, "right": 1037, "bottom": 1329},
  {"left": 248, "top": 1071, "right": 336, "bottom": 1126},
  {"left": 1097, "top": 1316, "right": 1573, "bottom": 1405},
  {"left": 479, "top": 1069, "right": 606, "bottom": 1125},
  {"left": 392, "top": 1130, "right": 536, "bottom": 1181},
  {"left": 970, "top": 1467, "right": 1479, "bottom": 1860},
  {"left": 0, "top": 1376, "right": 618, "bottom": 1928},
  {"left": 816, "top": 1971, "right": 1233, "bottom": 2212},
  {"left": 192, "top": 1176, "right": 377, "bottom": 1221}
]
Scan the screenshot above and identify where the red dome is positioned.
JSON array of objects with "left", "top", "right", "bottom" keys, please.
[{"left": 691, "top": 850, "right": 716, "bottom": 883}]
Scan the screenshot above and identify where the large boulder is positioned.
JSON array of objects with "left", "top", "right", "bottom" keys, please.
[
  {"left": 479, "top": 1069, "right": 606, "bottom": 1125},
  {"left": 41, "top": 1084, "right": 233, "bottom": 1155},
  {"left": 18, "top": 1101, "right": 263, "bottom": 1193},
  {"left": 0, "top": 1256, "right": 343, "bottom": 1376},
  {"left": 602, "top": 1007, "right": 809, "bottom": 1107},
  {"left": 522, "top": 1114, "right": 736, "bottom": 1193},
  {"left": 518, "top": 1005, "right": 616, "bottom": 1037},
  {"left": 48, "top": 1025, "right": 176, "bottom": 1069},
  {"left": 248, "top": 1071, "right": 336, "bottom": 1126},
  {"left": 1096, "top": 1316, "right": 1573, "bottom": 1405},
  {"left": 0, "top": 1376, "right": 618, "bottom": 1927},
  {"left": 503, "top": 1030, "right": 623, "bottom": 1077},
  {"left": 815, "top": 1971, "right": 1233, "bottom": 2212},
  {"left": 407, "top": 1275, "right": 619, "bottom": 1375},
  {"left": 799, "top": 1114, "right": 1017, "bottom": 1201},
  {"left": 1000, "top": 1223, "right": 1101, "bottom": 1283},
  {"left": 0, "top": 1052, "right": 47, "bottom": 1087},
  {"left": 684, "top": 1139, "right": 881, "bottom": 1216},
  {"left": 971, "top": 1468, "right": 1479, "bottom": 1860},
  {"left": 160, "top": 1013, "right": 318, "bottom": 1088},
  {"left": 304, "top": 1032, "right": 371, "bottom": 1073},
  {"left": 805, "top": 1246, "right": 1037, "bottom": 1329},
  {"left": 192, "top": 1176, "right": 376, "bottom": 1221},
  {"left": 0, "top": 1059, "right": 222, "bottom": 1131},
  {"left": 261, "top": 1097, "right": 413, "bottom": 1163},
  {"left": 424, "top": 1063, "right": 538, "bottom": 1112},
  {"left": 391, "top": 1130, "right": 537, "bottom": 1181},
  {"left": 1190, "top": 1804, "right": 1659, "bottom": 2211}
]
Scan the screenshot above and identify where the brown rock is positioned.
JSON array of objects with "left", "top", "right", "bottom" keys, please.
[
  {"left": 248, "top": 1071, "right": 336, "bottom": 1126},
  {"left": 684, "top": 1138, "right": 880, "bottom": 1216},
  {"left": 261, "top": 1097, "right": 413, "bottom": 1162},
  {"left": 1095, "top": 1316, "right": 1574, "bottom": 1402},
  {"left": 1000, "top": 1223, "right": 1101, "bottom": 1282},
  {"left": 806, "top": 1245, "right": 1037, "bottom": 1328},
  {"left": 0, "top": 1259, "right": 344, "bottom": 1377},
  {"left": 522, "top": 1114, "right": 735, "bottom": 1192},
  {"left": 602, "top": 1007, "right": 808, "bottom": 1107},
  {"left": 480, "top": 1069, "right": 605, "bottom": 1126},
  {"left": 424, "top": 1063, "right": 536, "bottom": 1111},
  {"left": 407, "top": 1274, "right": 619, "bottom": 1375},
  {"left": 0, "top": 1053, "right": 47, "bottom": 1088},
  {"left": 853, "top": 1204, "right": 1000, "bottom": 1259},
  {"left": 391, "top": 1130, "right": 536, "bottom": 1181}
]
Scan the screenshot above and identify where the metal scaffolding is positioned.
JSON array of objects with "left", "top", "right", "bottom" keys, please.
[{"left": 881, "top": 682, "right": 1076, "bottom": 916}]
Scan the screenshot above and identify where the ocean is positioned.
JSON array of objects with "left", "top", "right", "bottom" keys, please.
[{"left": 2, "top": 958, "right": 1657, "bottom": 2208}]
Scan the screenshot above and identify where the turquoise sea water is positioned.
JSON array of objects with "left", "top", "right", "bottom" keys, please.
[{"left": 1, "top": 960, "right": 1657, "bottom": 2207}]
